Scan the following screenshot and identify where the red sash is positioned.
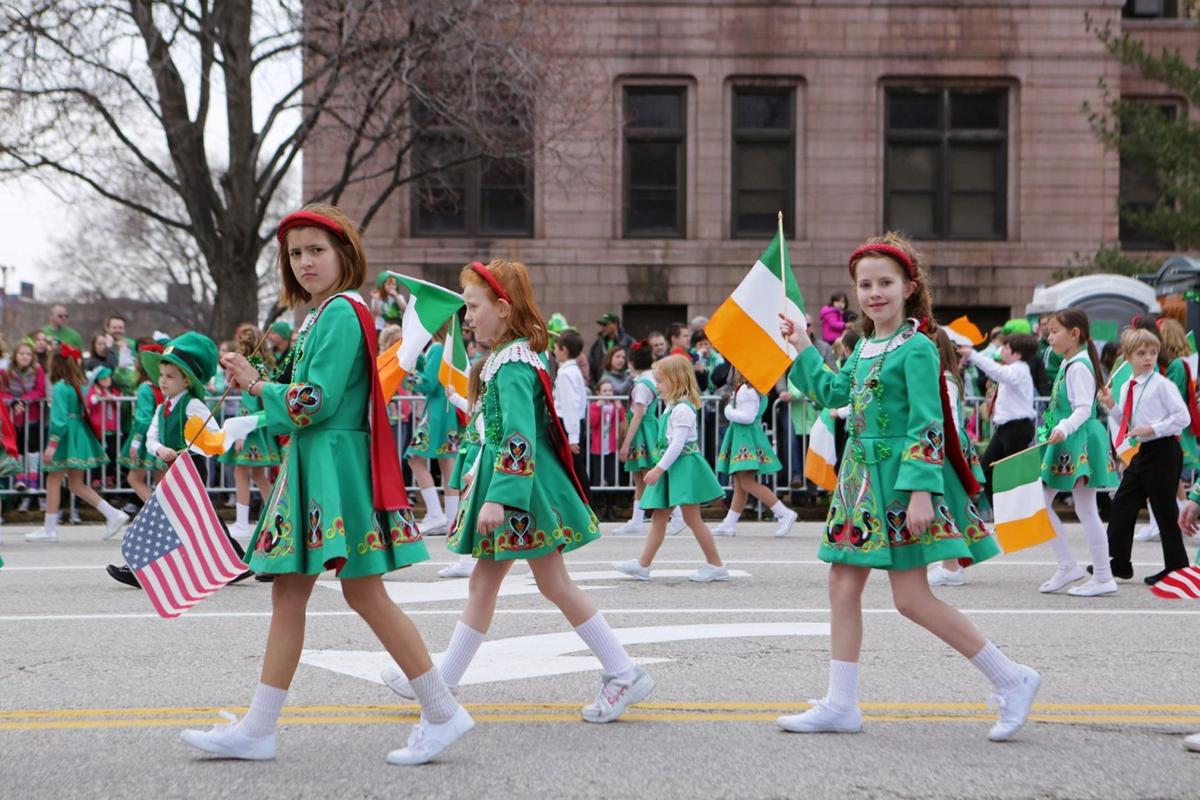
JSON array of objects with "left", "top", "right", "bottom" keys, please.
[
  {"left": 0, "top": 401, "right": 17, "bottom": 458},
  {"left": 75, "top": 385, "right": 105, "bottom": 444},
  {"left": 338, "top": 296, "right": 411, "bottom": 512},
  {"left": 533, "top": 368, "right": 588, "bottom": 504},
  {"left": 939, "top": 370, "right": 980, "bottom": 498}
]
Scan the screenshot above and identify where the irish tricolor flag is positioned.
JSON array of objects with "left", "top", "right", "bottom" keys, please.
[
  {"left": 803, "top": 409, "right": 838, "bottom": 491},
  {"left": 991, "top": 444, "right": 1056, "bottom": 554},
  {"left": 377, "top": 274, "right": 465, "bottom": 398},
  {"left": 438, "top": 313, "right": 469, "bottom": 398},
  {"left": 705, "top": 228, "right": 805, "bottom": 394}
]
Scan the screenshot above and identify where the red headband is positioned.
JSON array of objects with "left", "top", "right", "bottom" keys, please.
[
  {"left": 848, "top": 244, "right": 916, "bottom": 279},
  {"left": 276, "top": 210, "right": 349, "bottom": 245},
  {"left": 58, "top": 343, "right": 81, "bottom": 361},
  {"left": 468, "top": 261, "right": 510, "bottom": 303},
  {"left": 138, "top": 343, "right": 164, "bottom": 354}
]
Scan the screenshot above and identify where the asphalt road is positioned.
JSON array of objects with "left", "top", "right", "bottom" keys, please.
[{"left": 2, "top": 521, "right": 1198, "bottom": 799}]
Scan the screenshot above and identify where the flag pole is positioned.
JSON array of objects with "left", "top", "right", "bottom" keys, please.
[
  {"left": 777, "top": 211, "right": 786, "bottom": 318},
  {"left": 185, "top": 327, "right": 273, "bottom": 453}
]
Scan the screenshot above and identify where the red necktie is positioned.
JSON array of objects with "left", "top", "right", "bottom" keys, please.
[
  {"left": 1116, "top": 378, "right": 1137, "bottom": 446},
  {"left": 163, "top": 398, "right": 173, "bottom": 418}
]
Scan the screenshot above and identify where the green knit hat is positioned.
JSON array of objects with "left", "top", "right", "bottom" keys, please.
[
  {"left": 269, "top": 320, "right": 293, "bottom": 340},
  {"left": 375, "top": 270, "right": 401, "bottom": 289},
  {"left": 142, "top": 331, "right": 218, "bottom": 397}
]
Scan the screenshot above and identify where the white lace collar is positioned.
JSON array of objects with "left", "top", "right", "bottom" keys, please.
[
  {"left": 482, "top": 339, "right": 545, "bottom": 382},
  {"left": 857, "top": 319, "right": 918, "bottom": 359}
]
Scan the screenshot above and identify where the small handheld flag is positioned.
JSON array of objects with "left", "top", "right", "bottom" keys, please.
[
  {"left": 991, "top": 444, "right": 1056, "bottom": 554},
  {"left": 947, "top": 316, "right": 986, "bottom": 347},
  {"left": 377, "top": 274, "right": 465, "bottom": 399},
  {"left": 803, "top": 409, "right": 838, "bottom": 491},
  {"left": 438, "top": 313, "right": 470, "bottom": 399},
  {"left": 120, "top": 453, "right": 247, "bottom": 618},
  {"left": 1150, "top": 565, "right": 1200, "bottom": 600}
]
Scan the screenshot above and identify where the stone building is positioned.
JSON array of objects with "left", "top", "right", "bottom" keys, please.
[{"left": 304, "top": 0, "right": 1199, "bottom": 339}]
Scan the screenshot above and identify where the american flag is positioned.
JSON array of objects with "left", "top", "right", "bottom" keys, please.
[
  {"left": 120, "top": 453, "right": 247, "bottom": 618},
  {"left": 1150, "top": 566, "right": 1200, "bottom": 600}
]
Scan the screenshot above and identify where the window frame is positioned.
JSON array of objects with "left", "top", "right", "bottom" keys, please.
[
  {"left": 622, "top": 85, "right": 688, "bottom": 239},
  {"left": 883, "top": 85, "right": 1009, "bottom": 241},
  {"left": 730, "top": 85, "right": 796, "bottom": 239}
]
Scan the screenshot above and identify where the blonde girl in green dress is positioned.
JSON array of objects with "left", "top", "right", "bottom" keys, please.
[
  {"left": 220, "top": 323, "right": 281, "bottom": 539},
  {"left": 778, "top": 233, "right": 1040, "bottom": 742},
  {"left": 1037, "top": 309, "right": 1120, "bottom": 597},
  {"left": 23, "top": 344, "right": 130, "bottom": 542},
  {"left": 183, "top": 205, "right": 471, "bottom": 767},
  {"left": 382, "top": 259, "right": 654, "bottom": 723},
  {"left": 612, "top": 355, "right": 729, "bottom": 581}
]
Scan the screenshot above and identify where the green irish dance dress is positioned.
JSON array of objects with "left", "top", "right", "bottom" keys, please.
[
  {"left": 405, "top": 342, "right": 463, "bottom": 460},
  {"left": 219, "top": 391, "right": 282, "bottom": 468},
  {"left": 640, "top": 401, "right": 724, "bottom": 509},
  {"left": 789, "top": 323, "right": 998, "bottom": 570},
  {"left": 623, "top": 373, "right": 660, "bottom": 472},
  {"left": 716, "top": 385, "right": 782, "bottom": 475},
  {"left": 448, "top": 395, "right": 481, "bottom": 492},
  {"left": 118, "top": 381, "right": 164, "bottom": 471},
  {"left": 1038, "top": 352, "right": 1119, "bottom": 491},
  {"left": 44, "top": 381, "right": 107, "bottom": 471},
  {"left": 1166, "top": 357, "right": 1199, "bottom": 471},
  {"left": 447, "top": 338, "right": 600, "bottom": 560},
  {"left": 248, "top": 294, "right": 428, "bottom": 578}
]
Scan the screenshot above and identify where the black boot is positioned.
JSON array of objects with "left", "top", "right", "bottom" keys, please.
[{"left": 105, "top": 563, "right": 142, "bottom": 589}]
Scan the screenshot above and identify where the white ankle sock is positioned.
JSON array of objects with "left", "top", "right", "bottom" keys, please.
[
  {"left": 1075, "top": 488, "right": 1111, "bottom": 583},
  {"left": 409, "top": 668, "right": 459, "bottom": 724},
  {"left": 827, "top": 660, "right": 859, "bottom": 710},
  {"left": 444, "top": 494, "right": 460, "bottom": 520},
  {"left": 458, "top": 554, "right": 474, "bottom": 567},
  {"left": 970, "top": 641, "right": 1022, "bottom": 690},
  {"left": 439, "top": 621, "right": 486, "bottom": 688},
  {"left": 575, "top": 613, "right": 636, "bottom": 681},
  {"left": 96, "top": 500, "right": 121, "bottom": 521},
  {"left": 631, "top": 502, "right": 645, "bottom": 525},
  {"left": 1043, "top": 487, "right": 1078, "bottom": 570},
  {"left": 420, "top": 488, "right": 443, "bottom": 519},
  {"left": 44, "top": 513, "right": 57, "bottom": 535},
  {"left": 239, "top": 682, "right": 287, "bottom": 738},
  {"left": 721, "top": 509, "right": 739, "bottom": 527},
  {"left": 770, "top": 500, "right": 789, "bottom": 518},
  {"left": 236, "top": 503, "right": 250, "bottom": 527}
]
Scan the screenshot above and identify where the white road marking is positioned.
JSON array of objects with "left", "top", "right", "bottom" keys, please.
[{"left": 301, "top": 622, "right": 830, "bottom": 686}]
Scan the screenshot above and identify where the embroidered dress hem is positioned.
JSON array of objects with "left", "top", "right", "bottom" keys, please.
[{"left": 716, "top": 423, "right": 782, "bottom": 475}]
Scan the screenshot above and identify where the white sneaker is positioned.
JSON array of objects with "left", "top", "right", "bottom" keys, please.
[
  {"left": 229, "top": 521, "right": 253, "bottom": 540},
  {"left": 386, "top": 706, "right": 474, "bottom": 766},
  {"left": 24, "top": 528, "right": 57, "bottom": 542},
  {"left": 69, "top": 510, "right": 82, "bottom": 525},
  {"left": 437, "top": 559, "right": 475, "bottom": 578},
  {"left": 777, "top": 699, "right": 863, "bottom": 733},
  {"left": 420, "top": 515, "right": 450, "bottom": 536},
  {"left": 121, "top": 502, "right": 139, "bottom": 515},
  {"left": 1038, "top": 565, "right": 1086, "bottom": 593},
  {"left": 17, "top": 497, "right": 30, "bottom": 512},
  {"left": 582, "top": 667, "right": 655, "bottom": 723},
  {"left": 1066, "top": 577, "right": 1118, "bottom": 597},
  {"left": 1134, "top": 523, "right": 1160, "bottom": 542},
  {"left": 1184, "top": 732, "right": 1200, "bottom": 752},
  {"left": 711, "top": 522, "right": 737, "bottom": 537},
  {"left": 102, "top": 511, "right": 130, "bottom": 541},
  {"left": 180, "top": 711, "right": 276, "bottom": 760},
  {"left": 612, "top": 559, "right": 650, "bottom": 581},
  {"left": 689, "top": 563, "right": 729, "bottom": 582},
  {"left": 774, "top": 508, "right": 798, "bottom": 538},
  {"left": 610, "top": 519, "right": 645, "bottom": 536},
  {"left": 987, "top": 665, "right": 1041, "bottom": 742},
  {"left": 380, "top": 666, "right": 462, "bottom": 701},
  {"left": 928, "top": 565, "right": 967, "bottom": 587},
  {"left": 666, "top": 516, "right": 687, "bottom": 536}
]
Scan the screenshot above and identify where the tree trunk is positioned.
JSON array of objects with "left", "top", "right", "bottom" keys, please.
[{"left": 209, "top": 242, "right": 265, "bottom": 340}]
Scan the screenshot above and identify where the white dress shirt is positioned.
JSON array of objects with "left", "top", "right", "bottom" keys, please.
[
  {"left": 553, "top": 359, "right": 587, "bottom": 445},
  {"left": 723, "top": 385, "right": 762, "bottom": 424},
  {"left": 967, "top": 349, "right": 1036, "bottom": 425},
  {"left": 1107, "top": 370, "right": 1190, "bottom": 442},
  {"left": 145, "top": 391, "right": 219, "bottom": 455}
]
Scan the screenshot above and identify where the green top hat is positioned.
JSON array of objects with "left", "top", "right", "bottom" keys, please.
[
  {"left": 270, "top": 320, "right": 293, "bottom": 340},
  {"left": 547, "top": 312, "right": 569, "bottom": 340},
  {"left": 141, "top": 331, "right": 218, "bottom": 398}
]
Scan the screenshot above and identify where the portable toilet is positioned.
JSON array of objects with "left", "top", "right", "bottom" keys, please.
[{"left": 1025, "top": 274, "right": 1161, "bottom": 344}]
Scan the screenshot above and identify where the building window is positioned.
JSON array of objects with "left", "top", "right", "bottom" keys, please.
[
  {"left": 1123, "top": 0, "right": 1179, "bottom": 19},
  {"left": 623, "top": 87, "right": 686, "bottom": 238},
  {"left": 731, "top": 87, "right": 795, "bottom": 238},
  {"left": 1119, "top": 102, "right": 1177, "bottom": 250},
  {"left": 410, "top": 105, "right": 533, "bottom": 238},
  {"left": 884, "top": 87, "right": 1008, "bottom": 240}
]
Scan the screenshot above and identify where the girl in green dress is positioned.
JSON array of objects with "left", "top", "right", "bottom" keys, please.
[
  {"left": 220, "top": 324, "right": 281, "bottom": 539},
  {"left": 117, "top": 337, "right": 167, "bottom": 502},
  {"left": 612, "top": 355, "right": 729, "bottom": 581},
  {"left": 23, "top": 344, "right": 130, "bottom": 543},
  {"left": 404, "top": 332, "right": 463, "bottom": 534},
  {"left": 437, "top": 359, "right": 485, "bottom": 579},
  {"left": 712, "top": 368, "right": 798, "bottom": 538},
  {"left": 778, "top": 233, "right": 1039, "bottom": 743},
  {"left": 613, "top": 342, "right": 660, "bottom": 535},
  {"left": 183, "top": 204, "right": 470, "bottom": 767},
  {"left": 1037, "top": 309, "right": 1120, "bottom": 597},
  {"left": 383, "top": 258, "right": 654, "bottom": 724}
]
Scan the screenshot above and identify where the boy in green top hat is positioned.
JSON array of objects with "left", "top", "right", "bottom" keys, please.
[{"left": 105, "top": 331, "right": 251, "bottom": 588}]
